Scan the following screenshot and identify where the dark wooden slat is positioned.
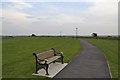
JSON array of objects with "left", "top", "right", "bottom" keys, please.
[{"left": 37, "top": 50, "right": 54, "bottom": 60}]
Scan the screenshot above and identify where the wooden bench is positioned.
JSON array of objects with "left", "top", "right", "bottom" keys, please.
[{"left": 33, "top": 48, "right": 64, "bottom": 75}]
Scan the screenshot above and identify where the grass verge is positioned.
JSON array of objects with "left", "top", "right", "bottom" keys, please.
[{"left": 2, "top": 37, "right": 81, "bottom": 78}]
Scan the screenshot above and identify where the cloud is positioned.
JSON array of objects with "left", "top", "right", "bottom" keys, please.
[
  {"left": 1, "top": 0, "right": 118, "bottom": 35},
  {"left": 0, "top": 10, "right": 2, "bottom": 17},
  {"left": 53, "top": 14, "right": 85, "bottom": 24},
  {"left": 70, "top": 0, "right": 118, "bottom": 35},
  {"left": 2, "top": 9, "right": 31, "bottom": 24},
  {"left": 86, "top": 1, "right": 118, "bottom": 16},
  {"left": 8, "top": 0, "right": 32, "bottom": 9},
  {"left": 85, "top": 0, "right": 119, "bottom": 2},
  {"left": 1, "top": 8, "right": 39, "bottom": 35},
  {"left": 12, "top": 2, "right": 32, "bottom": 9},
  {"left": 1, "top": 9, "right": 37, "bottom": 35},
  {"left": 2, "top": 0, "right": 119, "bottom": 2},
  {"left": 26, "top": 15, "right": 49, "bottom": 21}
]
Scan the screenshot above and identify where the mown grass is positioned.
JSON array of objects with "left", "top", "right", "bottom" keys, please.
[
  {"left": 0, "top": 39, "right": 2, "bottom": 78},
  {"left": 2, "top": 37, "right": 81, "bottom": 78},
  {"left": 83, "top": 38, "right": 118, "bottom": 78}
]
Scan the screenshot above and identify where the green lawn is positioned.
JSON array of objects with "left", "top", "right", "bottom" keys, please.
[
  {"left": 83, "top": 38, "right": 118, "bottom": 78},
  {"left": 2, "top": 37, "right": 81, "bottom": 78},
  {"left": 0, "top": 39, "right": 2, "bottom": 79},
  {"left": 2, "top": 37, "right": 118, "bottom": 78}
]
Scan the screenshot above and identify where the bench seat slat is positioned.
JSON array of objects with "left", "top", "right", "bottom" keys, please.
[
  {"left": 37, "top": 50, "right": 54, "bottom": 60},
  {"left": 40, "top": 56, "right": 61, "bottom": 64}
]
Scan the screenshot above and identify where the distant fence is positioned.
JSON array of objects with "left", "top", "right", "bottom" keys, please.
[
  {"left": 1, "top": 35, "right": 120, "bottom": 40},
  {"left": 79, "top": 36, "right": 119, "bottom": 40},
  {"left": 1, "top": 36, "right": 15, "bottom": 39}
]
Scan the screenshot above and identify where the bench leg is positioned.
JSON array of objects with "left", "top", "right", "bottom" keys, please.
[
  {"left": 35, "top": 63, "right": 38, "bottom": 74},
  {"left": 53, "top": 61, "right": 56, "bottom": 63},
  {"left": 61, "top": 57, "right": 64, "bottom": 64},
  {"left": 45, "top": 64, "right": 49, "bottom": 75},
  {"left": 61, "top": 55, "right": 64, "bottom": 64}
]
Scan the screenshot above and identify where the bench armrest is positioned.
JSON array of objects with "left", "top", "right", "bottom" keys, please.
[
  {"left": 56, "top": 52, "right": 63, "bottom": 56},
  {"left": 44, "top": 59, "right": 48, "bottom": 64},
  {"left": 44, "top": 59, "right": 48, "bottom": 62}
]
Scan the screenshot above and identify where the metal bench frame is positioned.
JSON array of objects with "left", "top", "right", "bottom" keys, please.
[{"left": 33, "top": 48, "right": 64, "bottom": 75}]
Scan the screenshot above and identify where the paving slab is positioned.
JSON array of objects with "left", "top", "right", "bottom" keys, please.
[
  {"left": 32, "top": 62, "right": 68, "bottom": 78},
  {"left": 54, "top": 40, "right": 111, "bottom": 78}
]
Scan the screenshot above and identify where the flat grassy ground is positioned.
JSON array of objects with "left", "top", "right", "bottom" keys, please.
[
  {"left": 2, "top": 37, "right": 81, "bottom": 78},
  {"left": 0, "top": 39, "right": 2, "bottom": 78},
  {"left": 83, "top": 38, "right": 118, "bottom": 78}
]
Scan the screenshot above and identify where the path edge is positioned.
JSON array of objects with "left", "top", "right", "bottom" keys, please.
[
  {"left": 104, "top": 54, "right": 112, "bottom": 78},
  {"left": 86, "top": 40, "right": 113, "bottom": 78}
]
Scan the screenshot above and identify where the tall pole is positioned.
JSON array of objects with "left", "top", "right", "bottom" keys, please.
[
  {"left": 76, "top": 28, "right": 78, "bottom": 39},
  {"left": 60, "top": 32, "right": 61, "bottom": 37}
]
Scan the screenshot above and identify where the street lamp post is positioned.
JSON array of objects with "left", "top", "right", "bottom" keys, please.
[
  {"left": 60, "top": 32, "right": 62, "bottom": 37},
  {"left": 76, "top": 28, "right": 78, "bottom": 39}
]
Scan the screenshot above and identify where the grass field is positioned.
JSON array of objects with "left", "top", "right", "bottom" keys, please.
[
  {"left": 2, "top": 37, "right": 118, "bottom": 78},
  {"left": 84, "top": 38, "right": 118, "bottom": 78},
  {"left": 2, "top": 37, "right": 81, "bottom": 78},
  {"left": 0, "top": 39, "right": 2, "bottom": 78}
]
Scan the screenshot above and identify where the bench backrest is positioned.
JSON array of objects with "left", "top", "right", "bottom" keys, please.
[{"left": 37, "top": 50, "right": 55, "bottom": 60}]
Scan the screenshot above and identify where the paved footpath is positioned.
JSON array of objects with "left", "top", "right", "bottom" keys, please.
[{"left": 54, "top": 40, "right": 111, "bottom": 78}]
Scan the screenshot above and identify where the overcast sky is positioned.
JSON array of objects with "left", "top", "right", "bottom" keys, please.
[{"left": 0, "top": 0, "right": 119, "bottom": 36}]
